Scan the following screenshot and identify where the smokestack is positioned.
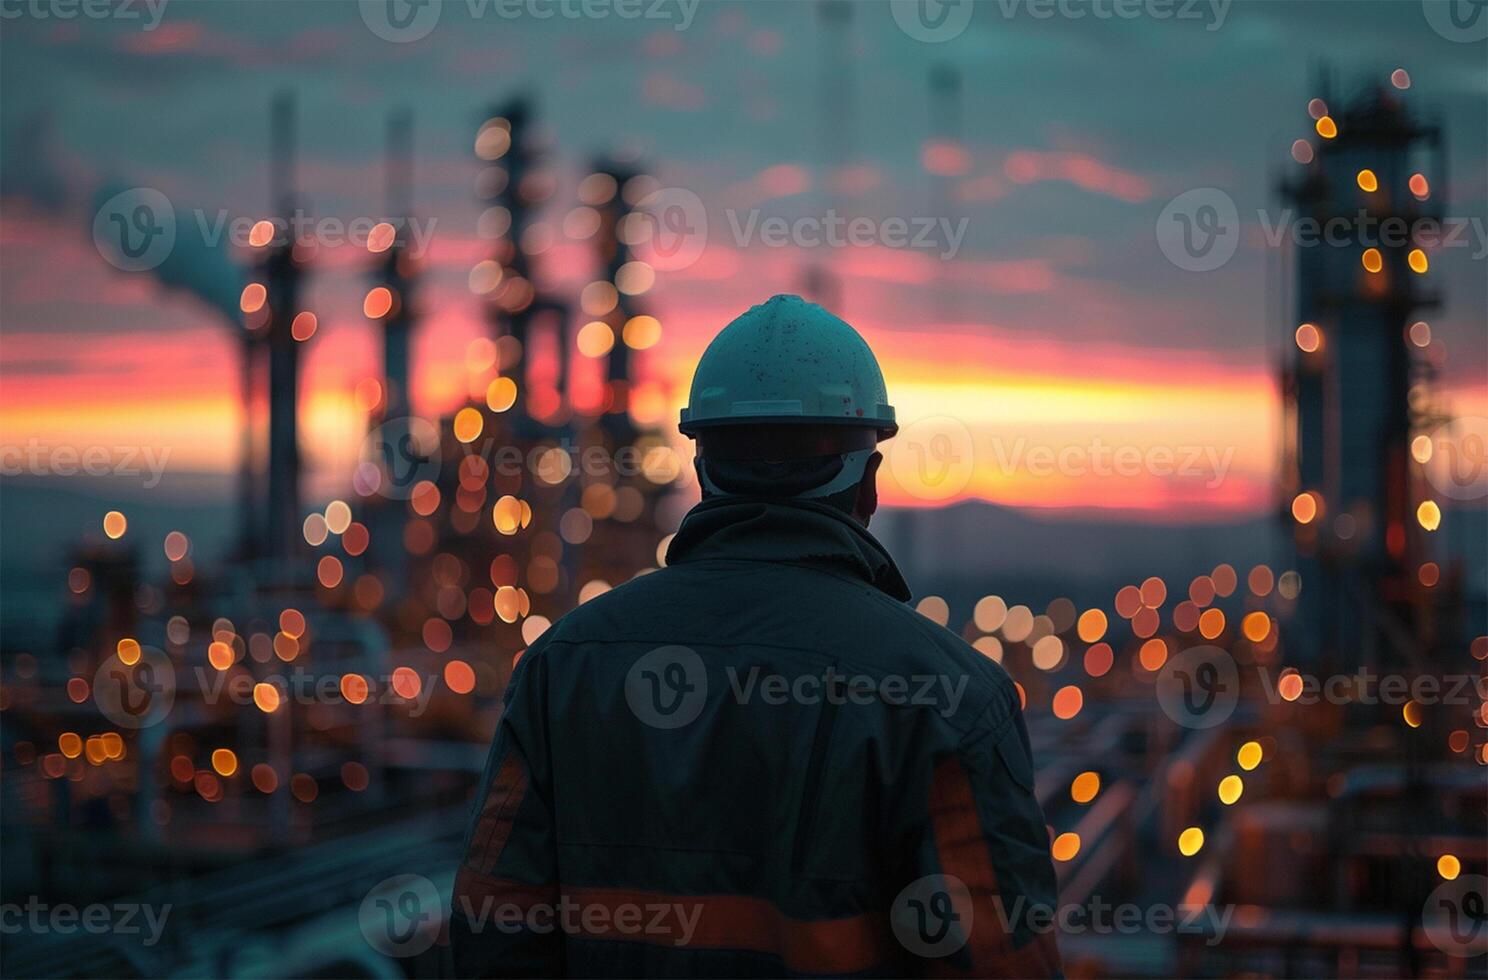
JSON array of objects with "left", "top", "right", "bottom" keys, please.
[{"left": 262, "top": 91, "right": 305, "bottom": 564}]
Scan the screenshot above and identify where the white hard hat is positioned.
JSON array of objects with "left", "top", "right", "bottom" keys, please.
[{"left": 679, "top": 294, "right": 897, "bottom": 439}]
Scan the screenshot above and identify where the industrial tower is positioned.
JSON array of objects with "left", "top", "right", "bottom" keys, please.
[{"left": 1279, "top": 74, "right": 1451, "bottom": 672}]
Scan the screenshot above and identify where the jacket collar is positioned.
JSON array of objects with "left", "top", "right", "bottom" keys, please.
[{"left": 664, "top": 497, "right": 913, "bottom": 602}]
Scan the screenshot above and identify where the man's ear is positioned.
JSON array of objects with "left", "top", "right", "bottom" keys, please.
[{"left": 854, "top": 451, "right": 883, "bottom": 526}]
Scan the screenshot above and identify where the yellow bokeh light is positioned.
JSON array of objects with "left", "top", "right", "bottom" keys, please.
[
  {"left": 1417, "top": 500, "right": 1441, "bottom": 531},
  {"left": 577, "top": 320, "right": 616, "bottom": 358},
  {"left": 1241, "top": 612, "right": 1270, "bottom": 643},
  {"left": 324, "top": 500, "right": 352, "bottom": 535},
  {"left": 974, "top": 595, "right": 1007, "bottom": 633},
  {"left": 367, "top": 221, "right": 396, "bottom": 253},
  {"left": 486, "top": 377, "right": 518, "bottom": 412},
  {"left": 1315, "top": 115, "right": 1337, "bottom": 139},
  {"left": 1033, "top": 636, "right": 1066, "bottom": 671},
  {"left": 253, "top": 682, "right": 281, "bottom": 713},
  {"left": 1294, "top": 323, "right": 1322, "bottom": 353},
  {"left": 1218, "top": 775, "right": 1244, "bottom": 805},
  {"left": 1437, "top": 854, "right": 1461, "bottom": 880},
  {"left": 1076, "top": 608, "right": 1108, "bottom": 643},
  {"left": 1051, "top": 684, "right": 1083, "bottom": 720},
  {"left": 103, "top": 510, "right": 128, "bottom": 539},
  {"left": 916, "top": 595, "right": 950, "bottom": 625},
  {"left": 1355, "top": 169, "right": 1378, "bottom": 192},
  {"left": 1178, "top": 827, "right": 1205, "bottom": 856},
  {"left": 1407, "top": 248, "right": 1428, "bottom": 274},
  {"left": 622, "top": 315, "right": 663, "bottom": 350},
  {"left": 116, "top": 637, "right": 141, "bottom": 665},
  {"left": 1237, "top": 740, "right": 1263, "bottom": 771},
  {"left": 240, "top": 282, "right": 267, "bottom": 314},
  {"left": 494, "top": 585, "right": 521, "bottom": 624},
  {"left": 211, "top": 748, "right": 238, "bottom": 777},
  {"left": 1291, "top": 491, "right": 1319, "bottom": 524},
  {"left": 208, "top": 641, "right": 234, "bottom": 670},
  {"left": 493, "top": 495, "right": 523, "bottom": 535},
  {"left": 1051, "top": 832, "right": 1081, "bottom": 862},
  {"left": 1138, "top": 638, "right": 1168, "bottom": 672},
  {"left": 1361, "top": 248, "right": 1383, "bottom": 273},
  {"left": 363, "top": 286, "right": 394, "bottom": 319},
  {"left": 580, "top": 281, "right": 618, "bottom": 316},
  {"left": 615, "top": 261, "right": 655, "bottom": 295},
  {"left": 291, "top": 311, "right": 317, "bottom": 342},
  {"left": 453, "top": 407, "right": 484, "bottom": 444},
  {"left": 1071, "top": 771, "right": 1101, "bottom": 804}
]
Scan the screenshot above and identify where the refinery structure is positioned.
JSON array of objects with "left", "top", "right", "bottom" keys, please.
[{"left": 1, "top": 55, "right": 1485, "bottom": 980}]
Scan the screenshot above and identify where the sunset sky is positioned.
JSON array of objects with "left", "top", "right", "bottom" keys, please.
[{"left": 2, "top": 0, "right": 1484, "bottom": 521}]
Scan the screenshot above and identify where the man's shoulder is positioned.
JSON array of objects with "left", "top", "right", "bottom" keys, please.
[{"left": 532, "top": 563, "right": 1018, "bottom": 734}]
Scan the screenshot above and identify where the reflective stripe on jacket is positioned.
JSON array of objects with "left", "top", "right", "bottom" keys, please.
[{"left": 451, "top": 498, "right": 1064, "bottom": 978}]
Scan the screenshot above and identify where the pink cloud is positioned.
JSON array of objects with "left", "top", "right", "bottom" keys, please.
[{"left": 1004, "top": 150, "right": 1152, "bottom": 203}]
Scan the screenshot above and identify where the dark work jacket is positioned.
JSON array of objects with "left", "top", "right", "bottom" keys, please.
[{"left": 450, "top": 498, "right": 1063, "bottom": 978}]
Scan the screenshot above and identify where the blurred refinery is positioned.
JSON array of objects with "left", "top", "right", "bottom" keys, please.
[{"left": 1, "top": 53, "right": 1485, "bottom": 980}]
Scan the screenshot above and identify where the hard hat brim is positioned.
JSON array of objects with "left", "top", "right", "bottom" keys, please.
[{"left": 679, "top": 412, "right": 897, "bottom": 440}]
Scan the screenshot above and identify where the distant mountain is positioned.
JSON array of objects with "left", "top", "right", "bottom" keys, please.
[
  {"left": 876, "top": 500, "right": 1282, "bottom": 617},
  {"left": 875, "top": 498, "right": 1487, "bottom": 628}
]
